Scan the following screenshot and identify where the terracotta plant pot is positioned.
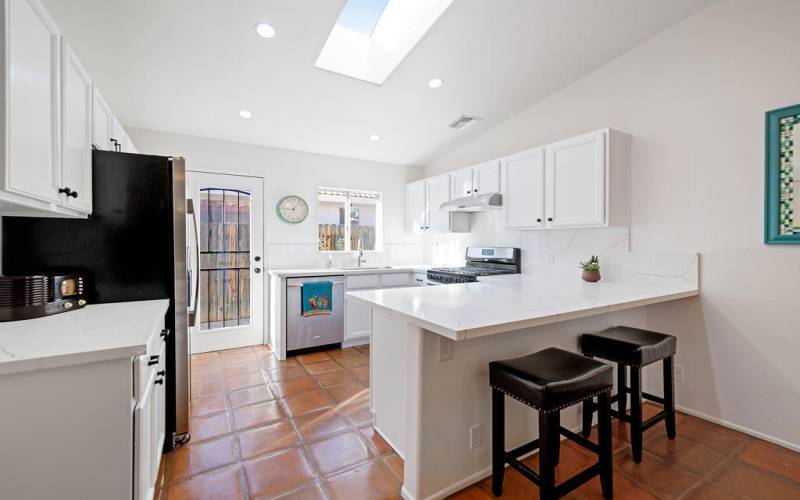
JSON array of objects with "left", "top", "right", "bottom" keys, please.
[{"left": 581, "top": 270, "right": 601, "bottom": 282}]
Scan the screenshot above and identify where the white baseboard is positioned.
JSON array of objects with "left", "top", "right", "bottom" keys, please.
[
  {"left": 676, "top": 404, "right": 800, "bottom": 454},
  {"left": 400, "top": 425, "right": 581, "bottom": 500}
]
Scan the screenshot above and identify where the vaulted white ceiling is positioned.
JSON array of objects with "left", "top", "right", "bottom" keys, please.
[{"left": 43, "top": 0, "right": 712, "bottom": 166}]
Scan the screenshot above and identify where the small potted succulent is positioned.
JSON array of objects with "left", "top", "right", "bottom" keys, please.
[{"left": 579, "top": 255, "right": 601, "bottom": 282}]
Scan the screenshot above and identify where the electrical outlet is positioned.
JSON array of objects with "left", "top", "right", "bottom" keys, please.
[
  {"left": 674, "top": 364, "right": 685, "bottom": 383},
  {"left": 470, "top": 423, "right": 483, "bottom": 449},
  {"left": 437, "top": 337, "right": 454, "bottom": 362}
]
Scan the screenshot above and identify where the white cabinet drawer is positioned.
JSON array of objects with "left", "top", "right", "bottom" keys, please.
[
  {"left": 346, "top": 274, "right": 379, "bottom": 290},
  {"left": 380, "top": 272, "right": 411, "bottom": 288},
  {"left": 413, "top": 273, "right": 427, "bottom": 286},
  {"left": 134, "top": 315, "right": 166, "bottom": 401}
]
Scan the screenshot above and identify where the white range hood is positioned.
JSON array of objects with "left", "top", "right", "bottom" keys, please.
[{"left": 440, "top": 192, "right": 503, "bottom": 212}]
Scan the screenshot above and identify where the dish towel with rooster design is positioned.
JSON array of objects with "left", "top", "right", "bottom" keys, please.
[{"left": 302, "top": 281, "right": 333, "bottom": 316}]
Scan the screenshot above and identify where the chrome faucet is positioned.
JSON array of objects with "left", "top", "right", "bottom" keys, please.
[{"left": 357, "top": 238, "right": 366, "bottom": 268}]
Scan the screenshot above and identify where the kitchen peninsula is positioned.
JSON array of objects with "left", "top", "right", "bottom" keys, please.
[{"left": 346, "top": 253, "right": 699, "bottom": 500}]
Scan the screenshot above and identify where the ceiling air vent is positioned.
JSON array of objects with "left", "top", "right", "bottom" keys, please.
[{"left": 447, "top": 114, "right": 483, "bottom": 130}]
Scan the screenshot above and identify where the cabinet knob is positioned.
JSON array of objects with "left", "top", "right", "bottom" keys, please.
[
  {"left": 537, "top": 218, "right": 542, "bottom": 223},
  {"left": 474, "top": 189, "right": 479, "bottom": 193},
  {"left": 58, "top": 187, "right": 78, "bottom": 198},
  {"left": 467, "top": 190, "right": 472, "bottom": 194},
  {"left": 154, "top": 378, "right": 164, "bottom": 385},
  {"left": 547, "top": 217, "right": 553, "bottom": 222}
]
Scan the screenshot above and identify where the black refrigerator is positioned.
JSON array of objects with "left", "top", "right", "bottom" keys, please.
[{"left": 2, "top": 150, "right": 192, "bottom": 450}]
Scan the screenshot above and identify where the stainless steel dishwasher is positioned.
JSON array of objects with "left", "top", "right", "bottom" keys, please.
[{"left": 286, "top": 275, "right": 345, "bottom": 351}]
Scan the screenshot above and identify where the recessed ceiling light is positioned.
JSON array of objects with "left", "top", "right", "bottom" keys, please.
[
  {"left": 254, "top": 22, "right": 276, "bottom": 39},
  {"left": 428, "top": 78, "right": 443, "bottom": 89},
  {"left": 238, "top": 110, "right": 253, "bottom": 119},
  {"left": 369, "top": 134, "right": 380, "bottom": 142}
]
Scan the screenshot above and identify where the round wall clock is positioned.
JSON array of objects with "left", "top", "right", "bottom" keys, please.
[{"left": 276, "top": 195, "right": 309, "bottom": 224}]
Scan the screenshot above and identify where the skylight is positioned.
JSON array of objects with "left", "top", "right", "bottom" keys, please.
[
  {"left": 336, "top": 0, "right": 389, "bottom": 34},
  {"left": 315, "top": 0, "right": 455, "bottom": 85}
]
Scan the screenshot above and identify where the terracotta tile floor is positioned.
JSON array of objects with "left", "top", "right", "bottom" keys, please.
[{"left": 158, "top": 345, "right": 800, "bottom": 499}]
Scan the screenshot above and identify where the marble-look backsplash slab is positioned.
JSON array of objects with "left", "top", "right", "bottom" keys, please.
[{"left": 425, "top": 210, "right": 630, "bottom": 272}]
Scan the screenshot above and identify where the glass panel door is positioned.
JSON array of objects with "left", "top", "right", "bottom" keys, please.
[
  {"left": 199, "top": 188, "right": 251, "bottom": 330},
  {"left": 187, "top": 172, "right": 264, "bottom": 354}
]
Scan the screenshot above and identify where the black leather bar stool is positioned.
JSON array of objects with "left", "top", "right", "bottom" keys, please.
[
  {"left": 580, "top": 326, "right": 677, "bottom": 463},
  {"left": 489, "top": 347, "right": 614, "bottom": 500}
]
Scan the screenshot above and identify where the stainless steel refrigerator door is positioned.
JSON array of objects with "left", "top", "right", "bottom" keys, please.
[
  {"left": 170, "top": 157, "right": 190, "bottom": 441},
  {"left": 286, "top": 276, "right": 345, "bottom": 351}
]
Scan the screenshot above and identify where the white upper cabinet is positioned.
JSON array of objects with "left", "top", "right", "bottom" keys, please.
[
  {"left": 450, "top": 161, "right": 500, "bottom": 199},
  {"left": 426, "top": 174, "right": 452, "bottom": 232},
  {"left": 405, "top": 180, "right": 427, "bottom": 233},
  {"left": 545, "top": 130, "right": 606, "bottom": 227},
  {"left": 93, "top": 89, "right": 113, "bottom": 151},
  {"left": 4, "top": 0, "right": 61, "bottom": 205},
  {"left": 472, "top": 161, "right": 500, "bottom": 195},
  {"left": 111, "top": 115, "right": 128, "bottom": 152},
  {"left": 0, "top": 0, "right": 134, "bottom": 217},
  {"left": 502, "top": 147, "right": 545, "bottom": 229},
  {"left": 61, "top": 41, "right": 93, "bottom": 213},
  {"left": 405, "top": 175, "right": 468, "bottom": 234},
  {"left": 501, "top": 129, "right": 629, "bottom": 230},
  {"left": 451, "top": 167, "right": 473, "bottom": 198}
]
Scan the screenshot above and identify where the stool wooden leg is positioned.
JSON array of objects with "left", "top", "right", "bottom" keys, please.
[
  {"left": 581, "top": 354, "right": 594, "bottom": 437},
  {"left": 630, "top": 365, "right": 643, "bottom": 463},
  {"left": 492, "top": 388, "right": 505, "bottom": 496},
  {"left": 551, "top": 411, "right": 561, "bottom": 465},
  {"left": 617, "top": 362, "right": 627, "bottom": 417},
  {"left": 663, "top": 356, "right": 677, "bottom": 439},
  {"left": 538, "top": 411, "right": 557, "bottom": 500},
  {"left": 581, "top": 398, "right": 593, "bottom": 437},
  {"left": 598, "top": 392, "right": 614, "bottom": 500}
]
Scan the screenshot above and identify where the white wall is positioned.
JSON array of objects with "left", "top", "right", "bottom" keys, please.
[
  {"left": 424, "top": 0, "right": 800, "bottom": 450},
  {"left": 128, "top": 128, "right": 425, "bottom": 269}
]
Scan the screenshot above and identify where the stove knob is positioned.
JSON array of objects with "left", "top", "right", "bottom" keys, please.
[{"left": 63, "top": 301, "right": 74, "bottom": 309}]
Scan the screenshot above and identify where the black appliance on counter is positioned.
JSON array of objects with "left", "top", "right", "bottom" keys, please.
[
  {"left": 2, "top": 150, "right": 192, "bottom": 450},
  {"left": 427, "top": 247, "right": 521, "bottom": 284},
  {"left": 0, "top": 273, "right": 87, "bottom": 321}
]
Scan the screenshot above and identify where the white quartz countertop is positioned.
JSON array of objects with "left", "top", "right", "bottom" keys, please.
[
  {"left": 346, "top": 274, "right": 698, "bottom": 340},
  {"left": 0, "top": 299, "right": 170, "bottom": 375},
  {"left": 267, "top": 265, "right": 432, "bottom": 278}
]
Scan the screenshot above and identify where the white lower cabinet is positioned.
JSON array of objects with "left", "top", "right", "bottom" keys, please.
[
  {"left": 134, "top": 341, "right": 166, "bottom": 500},
  {"left": 345, "top": 272, "right": 414, "bottom": 343},
  {"left": 0, "top": 314, "right": 168, "bottom": 500},
  {"left": 345, "top": 274, "right": 378, "bottom": 342}
]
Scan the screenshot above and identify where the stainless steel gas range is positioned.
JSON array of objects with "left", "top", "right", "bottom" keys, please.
[{"left": 427, "top": 247, "right": 521, "bottom": 284}]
